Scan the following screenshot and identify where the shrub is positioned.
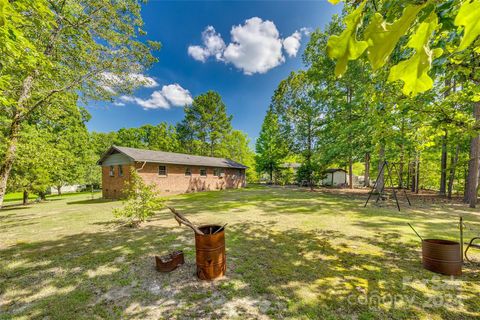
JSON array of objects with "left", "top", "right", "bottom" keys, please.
[{"left": 114, "top": 168, "right": 163, "bottom": 226}]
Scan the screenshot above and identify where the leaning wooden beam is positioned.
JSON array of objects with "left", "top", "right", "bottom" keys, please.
[{"left": 167, "top": 206, "right": 204, "bottom": 235}]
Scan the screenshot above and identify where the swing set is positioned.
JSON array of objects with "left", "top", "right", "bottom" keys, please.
[{"left": 364, "top": 160, "right": 411, "bottom": 211}]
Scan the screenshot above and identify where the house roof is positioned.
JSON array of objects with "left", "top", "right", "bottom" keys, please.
[
  {"left": 98, "top": 145, "right": 248, "bottom": 169},
  {"left": 325, "top": 168, "right": 347, "bottom": 173}
]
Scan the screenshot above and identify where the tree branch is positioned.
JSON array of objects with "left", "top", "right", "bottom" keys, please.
[{"left": 167, "top": 206, "right": 204, "bottom": 235}]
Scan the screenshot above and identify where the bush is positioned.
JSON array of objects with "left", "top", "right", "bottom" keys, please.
[
  {"left": 275, "top": 168, "right": 295, "bottom": 185},
  {"left": 114, "top": 168, "right": 163, "bottom": 226},
  {"left": 296, "top": 162, "right": 324, "bottom": 187}
]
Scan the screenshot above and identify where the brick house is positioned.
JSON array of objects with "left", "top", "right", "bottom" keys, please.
[{"left": 98, "top": 146, "right": 248, "bottom": 199}]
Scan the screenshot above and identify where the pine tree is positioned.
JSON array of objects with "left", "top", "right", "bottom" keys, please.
[
  {"left": 255, "top": 108, "right": 287, "bottom": 183},
  {"left": 177, "top": 91, "right": 232, "bottom": 157}
]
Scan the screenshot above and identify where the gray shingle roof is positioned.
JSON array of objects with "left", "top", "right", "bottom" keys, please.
[{"left": 98, "top": 145, "right": 248, "bottom": 169}]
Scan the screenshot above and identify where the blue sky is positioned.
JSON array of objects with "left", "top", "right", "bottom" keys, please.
[{"left": 86, "top": 0, "right": 341, "bottom": 143}]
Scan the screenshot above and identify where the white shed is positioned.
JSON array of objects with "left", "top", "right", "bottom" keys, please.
[
  {"left": 48, "top": 185, "right": 83, "bottom": 195},
  {"left": 321, "top": 168, "right": 347, "bottom": 187}
]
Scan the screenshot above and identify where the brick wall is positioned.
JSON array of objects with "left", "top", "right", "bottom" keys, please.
[
  {"left": 102, "top": 162, "right": 246, "bottom": 199},
  {"left": 102, "top": 164, "right": 133, "bottom": 199}
]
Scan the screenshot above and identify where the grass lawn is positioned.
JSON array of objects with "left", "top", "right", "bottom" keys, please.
[
  {"left": 3, "top": 191, "right": 100, "bottom": 205},
  {"left": 1, "top": 186, "right": 479, "bottom": 319}
]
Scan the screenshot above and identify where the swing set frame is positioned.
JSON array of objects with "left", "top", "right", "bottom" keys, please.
[{"left": 364, "top": 160, "right": 411, "bottom": 211}]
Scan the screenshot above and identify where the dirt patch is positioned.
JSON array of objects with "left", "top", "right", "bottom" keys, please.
[{"left": 90, "top": 254, "right": 280, "bottom": 319}]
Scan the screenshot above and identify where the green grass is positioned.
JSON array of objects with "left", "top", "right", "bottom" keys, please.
[
  {"left": 3, "top": 191, "right": 100, "bottom": 204},
  {"left": 3, "top": 192, "right": 38, "bottom": 202},
  {"left": 1, "top": 186, "right": 479, "bottom": 319}
]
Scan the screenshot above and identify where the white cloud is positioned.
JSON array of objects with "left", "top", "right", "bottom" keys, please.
[
  {"left": 300, "top": 27, "right": 312, "bottom": 36},
  {"left": 283, "top": 31, "right": 302, "bottom": 57},
  {"left": 188, "top": 26, "right": 226, "bottom": 62},
  {"left": 113, "top": 101, "right": 126, "bottom": 106},
  {"left": 188, "top": 45, "right": 210, "bottom": 62},
  {"left": 223, "top": 17, "right": 284, "bottom": 75},
  {"left": 188, "top": 18, "right": 310, "bottom": 75},
  {"left": 127, "top": 73, "right": 159, "bottom": 88},
  {"left": 120, "top": 84, "right": 193, "bottom": 110},
  {"left": 100, "top": 72, "right": 158, "bottom": 93},
  {"left": 161, "top": 84, "right": 194, "bottom": 106}
]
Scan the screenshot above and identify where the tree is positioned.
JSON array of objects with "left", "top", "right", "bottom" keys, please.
[
  {"left": 47, "top": 98, "right": 90, "bottom": 194},
  {"left": 177, "top": 91, "right": 232, "bottom": 157},
  {"left": 272, "top": 71, "right": 325, "bottom": 189},
  {"left": 114, "top": 168, "right": 163, "bottom": 226},
  {"left": 147, "top": 123, "right": 180, "bottom": 152},
  {"left": 303, "top": 16, "right": 377, "bottom": 189},
  {"left": 221, "top": 130, "right": 257, "bottom": 182},
  {"left": 0, "top": 0, "right": 160, "bottom": 207},
  {"left": 326, "top": 1, "right": 480, "bottom": 98},
  {"left": 8, "top": 125, "right": 52, "bottom": 204},
  {"left": 255, "top": 108, "right": 288, "bottom": 183}
]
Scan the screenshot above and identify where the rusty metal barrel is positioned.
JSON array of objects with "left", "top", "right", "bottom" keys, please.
[
  {"left": 422, "top": 239, "right": 462, "bottom": 276},
  {"left": 195, "top": 225, "right": 226, "bottom": 280}
]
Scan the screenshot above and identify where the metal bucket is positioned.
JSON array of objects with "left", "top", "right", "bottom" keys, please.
[
  {"left": 195, "top": 225, "right": 226, "bottom": 280},
  {"left": 422, "top": 239, "right": 462, "bottom": 276}
]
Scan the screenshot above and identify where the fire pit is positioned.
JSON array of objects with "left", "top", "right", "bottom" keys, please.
[
  {"left": 422, "top": 239, "right": 462, "bottom": 276},
  {"left": 195, "top": 225, "right": 226, "bottom": 280},
  {"left": 166, "top": 207, "right": 227, "bottom": 280}
]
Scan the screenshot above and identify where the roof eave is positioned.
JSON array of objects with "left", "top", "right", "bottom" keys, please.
[
  {"left": 97, "top": 145, "right": 135, "bottom": 165},
  {"left": 133, "top": 159, "right": 247, "bottom": 169}
]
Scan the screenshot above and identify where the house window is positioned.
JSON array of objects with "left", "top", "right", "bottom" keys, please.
[
  {"left": 213, "top": 168, "right": 224, "bottom": 177},
  {"left": 158, "top": 165, "right": 167, "bottom": 176},
  {"left": 185, "top": 167, "right": 192, "bottom": 176},
  {"left": 118, "top": 165, "right": 123, "bottom": 177},
  {"left": 200, "top": 168, "right": 207, "bottom": 177},
  {"left": 109, "top": 166, "right": 114, "bottom": 177}
]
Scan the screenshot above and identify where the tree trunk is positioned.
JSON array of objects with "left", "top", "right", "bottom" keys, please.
[
  {"left": 410, "top": 161, "right": 416, "bottom": 192},
  {"left": 399, "top": 119, "right": 405, "bottom": 188},
  {"left": 0, "top": 116, "right": 21, "bottom": 208},
  {"left": 406, "top": 155, "right": 411, "bottom": 190},
  {"left": 23, "top": 190, "right": 29, "bottom": 205},
  {"left": 269, "top": 166, "right": 273, "bottom": 185},
  {"left": 464, "top": 101, "right": 480, "bottom": 207},
  {"left": 376, "top": 144, "right": 385, "bottom": 193},
  {"left": 439, "top": 130, "right": 448, "bottom": 196},
  {"left": 447, "top": 145, "right": 460, "bottom": 199},
  {"left": 399, "top": 159, "right": 404, "bottom": 189},
  {"left": 57, "top": 186, "right": 62, "bottom": 195},
  {"left": 348, "top": 157, "right": 353, "bottom": 189},
  {"left": 364, "top": 153, "right": 370, "bottom": 187},
  {"left": 415, "top": 155, "right": 420, "bottom": 194},
  {"left": 440, "top": 78, "right": 451, "bottom": 195},
  {"left": 307, "top": 120, "right": 314, "bottom": 191},
  {"left": 0, "top": 73, "right": 36, "bottom": 208}
]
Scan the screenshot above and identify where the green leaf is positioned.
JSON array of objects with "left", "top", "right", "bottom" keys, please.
[
  {"left": 364, "top": 4, "right": 426, "bottom": 70},
  {"left": 388, "top": 13, "right": 439, "bottom": 96},
  {"left": 0, "top": 0, "right": 6, "bottom": 27},
  {"left": 454, "top": 0, "right": 480, "bottom": 51},
  {"left": 326, "top": 1, "right": 368, "bottom": 77}
]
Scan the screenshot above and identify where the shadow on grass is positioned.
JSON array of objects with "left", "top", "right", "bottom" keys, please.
[
  {"left": 67, "top": 198, "right": 118, "bottom": 205},
  {"left": 1, "top": 216, "right": 479, "bottom": 319},
  {"left": 0, "top": 206, "right": 33, "bottom": 212}
]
